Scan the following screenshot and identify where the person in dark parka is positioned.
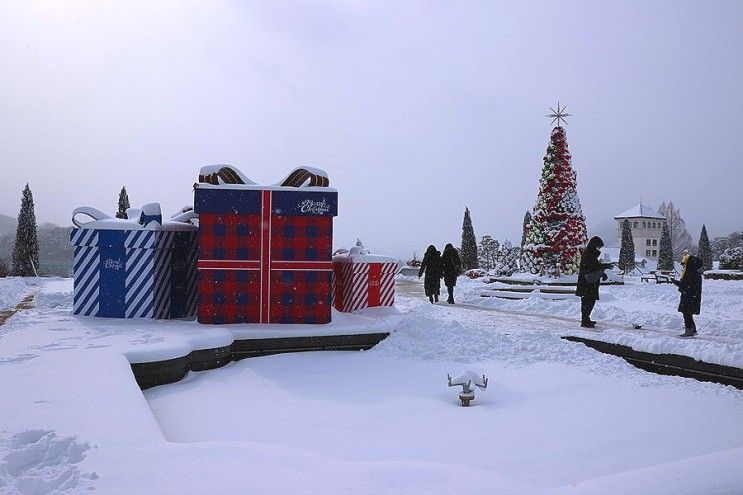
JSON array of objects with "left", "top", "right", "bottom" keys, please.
[
  {"left": 418, "top": 245, "right": 443, "bottom": 303},
  {"left": 441, "top": 243, "right": 462, "bottom": 304},
  {"left": 672, "top": 254, "right": 703, "bottom": 337},
  {"left": 575, "top": 236, "right": 614, "bottom": 328}
]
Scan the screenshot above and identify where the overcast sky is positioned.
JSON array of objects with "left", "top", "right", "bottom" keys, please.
[{"left": 1, "top": 1, "right": 741, "bottom": 259}]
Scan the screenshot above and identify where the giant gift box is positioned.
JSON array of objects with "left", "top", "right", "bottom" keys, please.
[
  {"left": 333, "top": 241, "right": 399, "bottom": 312},
  {"left": 69, "top": 204, "right": 198, "bottom": 318},
  {"left": 194, "top": 166, "right": 338, "bottom": 324}
]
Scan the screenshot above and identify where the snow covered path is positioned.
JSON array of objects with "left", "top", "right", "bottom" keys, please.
[
  {"left": 2, "top": 277, "right": 743, "bottom": 494},
  {"left": 440, "top": 277, "right": 743, "bottom": 368}
]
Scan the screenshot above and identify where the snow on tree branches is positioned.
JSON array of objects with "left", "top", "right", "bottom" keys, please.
[
  {"left": 12, "top": 184, "right": 39, "bottom": 277},
  {"left": 697, "top": 225, "right": 713, "bottom": 271},
  {"left": 117, "top": 186, "right": 130, "bottom": 219},
  {"left": 719, "top": 247, "right": 743, "bottom": 271},
  {"left": 521, "top": 211, "right": 531, "bottom": 248},
  {"left": 618, "top": 218, "right": 635, "bottom": 273},
  {"left": 657, "top": 222, "right": 674, "bottom": 271},
  {"left": 497, "top": 240, "right": 520, "bottom": 276},
  {"left": 521, "top": 126, "right": 588, "bottom": 276},
  {"left": 658, "top": 201, "right": 692, "bottom": 261},
  {"left": 478, "top": 236, "right": 499, "bottom": 271},
  {"left": 460, "top": 207, "right": 479, "bottom": 270}
]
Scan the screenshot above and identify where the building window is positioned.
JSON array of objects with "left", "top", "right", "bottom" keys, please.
[
  {"left": 646, "top": 239, "right": 651, "bottom": 246},
  {"left": 642, "top": 221, "right": 646, "bottom": 228},
  {"left": 634, "top": 221, "right": 638, "bottom": 228},
  {"left": 652, "top": 222, "right": 656, "bottom": 229},
  {"left": 653, "top": 250, "right": 657, "bottom": 257},
  {"left": 646, "top": 249, "right": 651, "bottom": 256},
  {"left": 653, "top": 239, "right": 657, "bottom": 246}
]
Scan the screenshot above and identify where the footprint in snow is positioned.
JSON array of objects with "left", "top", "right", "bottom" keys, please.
[
  {"left": 0, "top": 354, "right": 39, "bottom": 366},
  {"left": 0, "top": 429, "right": 97, "bottom": 494}
]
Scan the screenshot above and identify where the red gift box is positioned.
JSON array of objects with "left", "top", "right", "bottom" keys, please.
[
  {"left": 194, "top": 166, "right": 338, "bottom": 324},
  {"left": 333, "top": 243, "right": 399, "bottom": 312}
]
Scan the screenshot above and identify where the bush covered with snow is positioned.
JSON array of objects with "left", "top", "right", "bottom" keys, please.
[{"left": 719, "top": 247, "right": 743, "bottom": 271}]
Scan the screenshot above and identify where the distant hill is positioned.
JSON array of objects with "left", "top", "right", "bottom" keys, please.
[
  {"left": 0, "top": 214, "right": 73, "bottom": 276},
  {"left": 0, "top": 213, "right": 16, "bottom": 236}
]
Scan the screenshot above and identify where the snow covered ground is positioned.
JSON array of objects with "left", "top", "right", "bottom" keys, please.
[
  {"left": 1, "top": 277, "right": 743, "bottom": 494},
  {"left": 0, "top": 277, "right": 38, "bottom": 312},
  {"left": 455, "top": 275, "right": 743, "bottom": 367}
]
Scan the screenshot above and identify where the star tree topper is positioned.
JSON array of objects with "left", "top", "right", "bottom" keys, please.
[{"left": 547, "top": 102, "right": 571, "bottom": 127}]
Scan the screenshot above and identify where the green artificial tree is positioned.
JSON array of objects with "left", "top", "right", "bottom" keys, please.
[
  {"left": 116, "top": 186, "right": 130, "bottom": 219},
  {"left": 697, "top": 224, "right": 713, "bottom": 271},
  {"left": 618, "top": 219, "right": 636, "bottom": 274},
  {"left": 460, "top": 207, "right": 479, "bottom": 270},
  {"left": 12, "top": 184, "right": 40, "bottom": 276},
  {"left": 657, "top": 222, "right": 674, "bottom": 271}
]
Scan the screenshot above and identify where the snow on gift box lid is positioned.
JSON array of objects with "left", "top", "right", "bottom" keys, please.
[
  {"left": 68, "top": 204, "right": 198, "bottom": 319},
  {"left": 194, "top": 165, "right": 338, "bottom": 217},
  {"left": 72, "top": 204, "right": 198, "bottom": 231},
  {"left": 333, "top": 240, "right": 400, "bottom": 265}
]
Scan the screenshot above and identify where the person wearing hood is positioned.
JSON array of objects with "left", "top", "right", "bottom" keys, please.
[
  {"left": 418, "top": 244, "right": 443, "bottom": 303},
  {"left": 672, "top": 254, "right": 703, "bottom": 337},
  {"left": 575, "top": 236, "right": 614, "bottom": 328},
  {"left": 441, "top": 243, "right": 462, "bottom": 304}
]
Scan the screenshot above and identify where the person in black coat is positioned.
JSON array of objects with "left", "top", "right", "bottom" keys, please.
[
  {"left": 575, "top": 236, "right": 613, "bottom": 328},
  {"left": 672, "top": 255, "right": 703, "bottom": 337},
  {"left": 441, "top": 243, "right": 462, "bottom": 304},
  {"left": 418, "top": 245, "right": 443, "bottom": 303}
]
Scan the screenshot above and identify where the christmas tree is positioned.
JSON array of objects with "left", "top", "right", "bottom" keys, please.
[
  {"left": 116, "top": 186, "right": 131, "bottom": 219},
  {"left": 618, "top": 218, "right": 636, "bottom": 274},
  {"left": 657, "top": 222, "right": 674, "bottom": 271},
  {"left": 460, "top": 207, "right": 479, "bottom": 270},
  {"left": 697, "top": 224, "right": 713, "bottom": 271},
  {"left": 521, "top": 105, "right": 588, "bottom": 276},
  {"left": 12, "top": 184, "right": 40, "bottom": 276}
]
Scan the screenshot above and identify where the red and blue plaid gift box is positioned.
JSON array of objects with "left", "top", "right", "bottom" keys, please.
[{"left": 194, "top": 166, "right": 338, "bottom": 324}]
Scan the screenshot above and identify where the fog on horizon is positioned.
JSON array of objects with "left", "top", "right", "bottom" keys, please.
[{"left": 1, "top": 1, "right": 741, "bottom": 260}]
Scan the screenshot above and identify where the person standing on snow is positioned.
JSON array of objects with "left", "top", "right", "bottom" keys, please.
[
  {"left": 441, "top": 243, "right": 462, "bottom": 304},
  {"left": 672, "top": 254, "right": 703, "bottom": 337},
  {"left": 575, "top": 236, "right": 614, "bottom": 328},
  {"left": 418, "top": 244, "right": 443, "bottom": 303}
]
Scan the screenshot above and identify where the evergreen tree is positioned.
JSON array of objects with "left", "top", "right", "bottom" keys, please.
[
  {"left": 618, "top": 218, "right": 635, "bottom": 274},
  {"left": 497, "top": 240, "right": 520, "bottom": 276},
  {"left": 460, "top": 207, "right": 479, "bottom": 270},
  {"left": 521, "top": 126, "right": 588, "bottom": 276},
  {"left": 710, "top": 231, "right": 743, "bottom": 260},
  {"left": 697, "top": 224, "right": 713, "bottom": 271},
  {"left": 658, "top": 201, "right": 692, "bottom": 260},
  {"left": 657, "top": 222, "right": 674, "bottom": 271},
  {"left": 0, "top": 259, "right": 9, "bottom": 278},
  {"left": 116, "top": 186, "right": 130, "bottom": 219},
  {"left": 720, "top": 247, "right": 743, "bottom": 270},
  {"left": 478, "top": 235, "right": 498, "bottom": 270},
  {"left": 12, "top": 184, "right": 40, "bottom": 276},
  {"left": 521, "top": 211, "right": 531, "bottom": 248}
]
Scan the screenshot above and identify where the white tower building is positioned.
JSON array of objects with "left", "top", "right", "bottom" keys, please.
[{"left": 614, "top": 204, "right": 666, "bottom": 258}]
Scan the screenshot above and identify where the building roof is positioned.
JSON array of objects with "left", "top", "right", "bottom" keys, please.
[{"left": 614, "top": 203, "right": 665, "bottom": 220}]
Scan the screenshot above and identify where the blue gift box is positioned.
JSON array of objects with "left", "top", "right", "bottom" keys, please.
[{"left": 69, "top": 204, "right": 198, "bottom": 319}]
